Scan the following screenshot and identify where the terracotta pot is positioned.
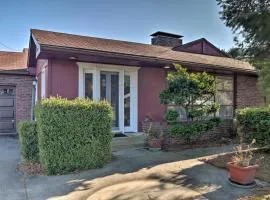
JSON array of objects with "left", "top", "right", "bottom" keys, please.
[
  {"left": 148, "top": 138, "right": 163, "bottom": 148},
  {"left": 227, "top": 162, "right": 259, "bottom": 185}
]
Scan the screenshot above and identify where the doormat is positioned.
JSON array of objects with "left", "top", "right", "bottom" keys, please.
[{"left": 114, "top": 133, "right": 127, "bottom": 137}]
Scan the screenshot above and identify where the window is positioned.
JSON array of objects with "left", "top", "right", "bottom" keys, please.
[
  {"left": 85, "top": 73, "right": 93, "bottom": 99},
  {"left": 124, "top": 75, "right": 131, "bottom": 126},
  {"left": 215, "top": 76, "right": 234, "bottom": 119},
  {"left": 167, "top": 75, "right": 234, "bottom": 121}
]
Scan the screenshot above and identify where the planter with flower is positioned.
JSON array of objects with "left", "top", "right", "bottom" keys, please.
[
  {"left": 145, "top": 122, "right": 165, "bottom": 149},
  {"left": 227, "top": 139, "right": 260, "bottom": 185}
]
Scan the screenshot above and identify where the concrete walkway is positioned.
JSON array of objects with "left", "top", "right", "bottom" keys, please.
[{"left": 0, "top": 136, "right": 256, "bottom": 200}]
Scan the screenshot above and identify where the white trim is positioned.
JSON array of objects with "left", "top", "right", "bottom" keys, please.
[
  {"left": 124, "top": 71, "right": 138, "bottom": 132},
  {"left": 41, "top": 66, "right": 46, "bottom": 99},
  {"left": 77, "top": 62, "right": 139, "bottom": 133},
  {"left": 31, "top": 34, "right": 41, "bottom": 58},
  {"left": 94, "top": 68, "right": 100, "bottom": 101},
  {"left": 78, "top": 65, "right": 84, "bottom": 98},
  {"left": 119, "top": 70, "right": 125, "bottom": 132}
]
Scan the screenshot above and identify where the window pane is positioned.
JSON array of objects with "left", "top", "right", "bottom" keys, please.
[
  {"left": 124, "top": 75, "right": 131, "bottom": 126},
  {"left": 85, "top": 73, "right": 93, "bottom": 99},
  {"left": 167, "top": 106, "right": 187, "bottom": 121},
  {"left": 218, "top": 105, "right": 233, "bottom": 119},
  {"left": 100, "top": 74, "right": 106, "bottom": 100},
  {"left": 195, "top": 95, "right": 214, "bottom": 105},
  {"left": 111, "top": 74, "right": 119, "bottom": 128},
  {"left": 216, "top": 76, "right": 233, "bottom": 91},
  {"left": 216, "top": 91, "right": 233, "bottom": 105}
]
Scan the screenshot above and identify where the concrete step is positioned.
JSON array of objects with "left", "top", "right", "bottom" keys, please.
[{"left": 112, "top": 132, "right": 147, "bottom": 150}]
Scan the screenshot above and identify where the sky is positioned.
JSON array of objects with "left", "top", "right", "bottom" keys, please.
[{"left": 0, "top": 0, "right": 235, "bottom": 52}]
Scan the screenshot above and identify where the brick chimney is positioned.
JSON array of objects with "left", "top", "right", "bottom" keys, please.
[{"left": 151, "top": 31, "right": 183, "bottom": 48}]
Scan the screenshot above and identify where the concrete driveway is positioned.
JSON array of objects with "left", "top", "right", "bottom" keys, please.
[
  {"left": 0, "top": 136, "right": 26, "bottom": 199},
  {"left": 0, "top": 136, "right": 255, "bottom": 200}
]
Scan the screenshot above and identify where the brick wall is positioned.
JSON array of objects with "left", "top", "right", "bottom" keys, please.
[
  {"left": 0, "top": 74, "right": 33, "bottom": 127},
  {"left": 236, "top": 75, "right": 265, "bottom": 109},
  {"left": 142, "top": 120, "right": 234, "bottom": 147}
]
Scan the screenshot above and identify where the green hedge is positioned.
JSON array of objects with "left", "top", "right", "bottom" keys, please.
[
  {"left": 35, "top": 97, "right": 113, "bottom": 175},
  {"left": 169, "top": 117, "right": 221, "bottom": 139},
  {"left": 18, "top": 121, "right": 39, "bottom": 163},
  {"left": 237, "top": 107, "right": 270, "bottom": 146}
]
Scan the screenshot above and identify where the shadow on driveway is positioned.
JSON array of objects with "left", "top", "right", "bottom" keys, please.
[{"left": 0, "top": 136, "right": 252, "bottom": 200}]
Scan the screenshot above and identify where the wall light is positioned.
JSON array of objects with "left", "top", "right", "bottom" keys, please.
[
  {"left": 69, "top": 56, "right": 77, "bottom": 60},
  {"left": 164, "top": 65, "right": 170, "bottom": 69}
]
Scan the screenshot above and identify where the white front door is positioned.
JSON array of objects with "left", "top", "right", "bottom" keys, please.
[{"left": 78, "top": 62, "right": 139, "bottom": 133}]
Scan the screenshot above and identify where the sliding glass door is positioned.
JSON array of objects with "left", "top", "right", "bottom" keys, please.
[
  {"left": 79, "top": 63, "right": 138, "bottom": 133},
  {"left": 100, "top": 71, "right": 119, "bottom": 130}
]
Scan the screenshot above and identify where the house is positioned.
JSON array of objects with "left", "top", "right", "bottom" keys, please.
[
  {"left": 26, "top": 29, "right": 264, "bottom": 133},
  {"left": 0, "top": 49, "right": 34, "bottom": 134}
]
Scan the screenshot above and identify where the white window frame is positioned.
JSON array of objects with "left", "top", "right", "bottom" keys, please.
[
  {"left": 77, "top": 62, "right": 139, "bottom": 133},
  {"left": 41, "top": 65, "right": 46, "bottom": 99}
]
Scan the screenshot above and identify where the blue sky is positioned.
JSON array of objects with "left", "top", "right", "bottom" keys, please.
[{"left": 0, "top": 0, "right": 235, "bottom": 52}]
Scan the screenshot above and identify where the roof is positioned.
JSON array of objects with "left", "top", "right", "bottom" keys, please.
[
  {"left": 173, "top": 38, "right": 230, "bottom": 57},
  {"left": 31, "top": 29, "right": 256, "bottom": 73},
  {"left": 0, "top": 49, "right": 28, "bottom": 72},
  {"left": 150, "top": 31, "right": 183, "bottom": 38}
]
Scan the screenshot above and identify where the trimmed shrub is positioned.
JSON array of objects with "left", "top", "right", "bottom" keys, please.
[
  {"left": 169, "top": 117, "right": 221, "bottom": 140},
  {"left": 237, "top": 107, "right": 270, "bottom": 146},
  {"left": 35, "top": 97, "right": 113, "bottom": 175},
  {"left": 165, "top": 109, "right": 179, "bottom": 122},
  {"left": 18, "top": 121, "right": 39, "bottom": 163}
]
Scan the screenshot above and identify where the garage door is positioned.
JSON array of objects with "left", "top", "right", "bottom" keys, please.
[{"left": 0, "top": 86, "right": 15, "bottom": 133}]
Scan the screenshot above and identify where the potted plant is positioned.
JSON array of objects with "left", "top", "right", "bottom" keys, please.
[
  {"left": 227, "top": 139, "right": 260, "bottom": 185},
  {"left": 146, "top": 122, "right": 164, "bottom": 149}
]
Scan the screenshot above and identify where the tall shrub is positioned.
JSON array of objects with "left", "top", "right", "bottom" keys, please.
[
  {"left": 18, "top": 121, "right": 39, "bottom": 163},
  {"left": 35, "top": 97, "right": 113, "bottom": 175},
  {"left": 237, "top": 107, "right": 270, "bottom": 146},
  {"left": 160, "top": 64, "right": 220, "bottom": 139},
  {"left": 160, "top": 64, "right": 220, "bottom": 121}
]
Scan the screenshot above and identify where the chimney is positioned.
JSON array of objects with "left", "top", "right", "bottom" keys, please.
[{"left": 151, "top": 31, "right": 183, "bottom": 48}]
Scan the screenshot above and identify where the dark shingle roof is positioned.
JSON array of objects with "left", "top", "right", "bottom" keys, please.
[{"left": 31, "top": 29, "right": 256, "bottom": 73}]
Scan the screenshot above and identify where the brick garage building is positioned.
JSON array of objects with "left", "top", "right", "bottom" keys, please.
[{"left": 0, "top": 49, "right": 34, "bottom": 134}]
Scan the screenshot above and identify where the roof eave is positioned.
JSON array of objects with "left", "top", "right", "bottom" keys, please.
[{"left": 38, "top": 44, "right": 258, "bottom": 75}]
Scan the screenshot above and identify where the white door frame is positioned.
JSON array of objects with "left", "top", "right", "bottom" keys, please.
[{"left": 77, "top": 62, "right": 139, "bottom": 133}]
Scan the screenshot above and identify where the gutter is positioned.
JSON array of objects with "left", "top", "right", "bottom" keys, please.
[{"left": 39, "top": 44, "right": 258, "bottom": 75}]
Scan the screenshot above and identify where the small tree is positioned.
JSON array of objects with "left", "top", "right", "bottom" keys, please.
[{"left": 160, "top": 64, "right": 220, "bottom": 121}]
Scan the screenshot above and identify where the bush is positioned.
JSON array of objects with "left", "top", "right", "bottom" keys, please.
[
  {"left": 237, "top": 107, "right": 270, "bottom": 146},
  {"left": 165, "top": 109, "right": 179, "bottom": 122},
  {"left": 169, "top": 117, "right": 221, "bottom": 139},
  {"left": 35, "top": 97, "right": 113, "bottom": 175},
  {"left": 18, "top": 121, "right": 39, "bottom": 163}
]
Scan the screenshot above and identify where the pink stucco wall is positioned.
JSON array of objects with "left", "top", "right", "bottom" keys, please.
[
  {"left": 49, "top": 59, "right": 78, "bottom": 99},
  {"left": 138, "top": 67, "right": 167, "bottom": 130},
  {"left": 37, "top": 59, "right": 167, "bottom": 131},
  {"left": 36, "top": 59, "right": 78, "bottom": 100}
]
